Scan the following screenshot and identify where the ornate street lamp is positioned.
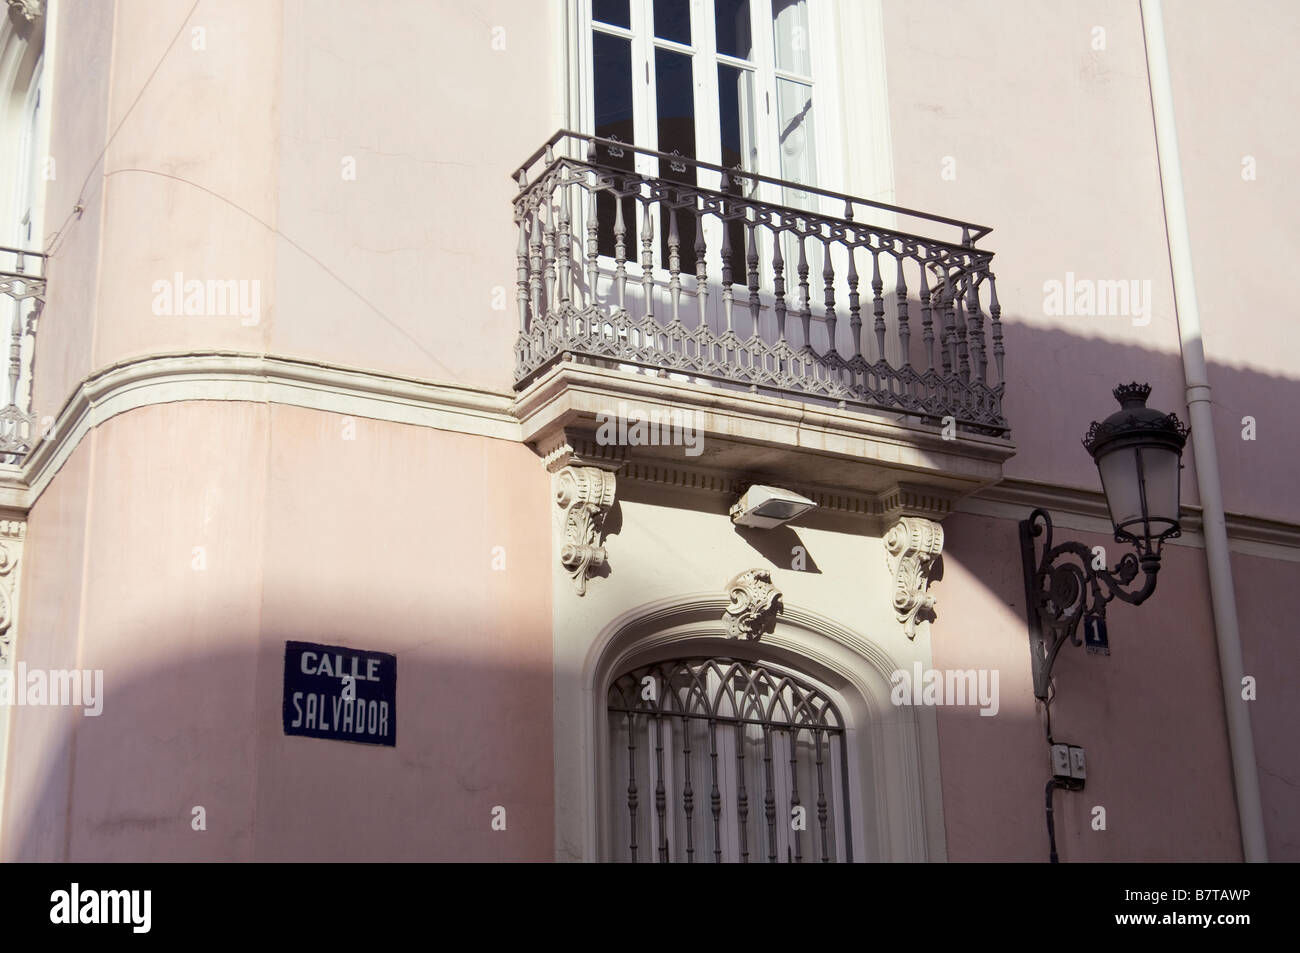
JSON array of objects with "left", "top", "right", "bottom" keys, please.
[{"left": 1020, "top": 383, "right": 1190, "bottom": 699}]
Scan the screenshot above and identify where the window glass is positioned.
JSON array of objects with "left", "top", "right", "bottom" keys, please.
[
  {"left": 776, "top": 77, "right": 815, "bottom": 196},
  {"left": 656, "top": 46, "right": 698, "bottom": 268},
  {"left": 772, "top": 0, "right": 812, "bottom": 75},
  {"left": 653, "top": 0, "right": 692, "bottom": 44},
  {"left": 715, "top": 0, "right": 753, "bottom": 59},
  {"left": 592, "top": 0, "right": 630, "bottom": 29},
  {"left": 717, "top": 64, "right": 757, "bottom": 174},
  {"left": 593, "top": 31, "right": 634, "bottom": 142},
  {"left": 593, "top": 31, "right": 636, "bottom": 259}
]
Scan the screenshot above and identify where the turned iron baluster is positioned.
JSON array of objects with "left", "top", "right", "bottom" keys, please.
[
  {"left": 847, "top": 244, "right": 862, "bottom": 359},
  {"left": 871, "top": 249, "right": 886, "bottom": 362},
  {"left": 773, "top": 230, "right": 788, "bottom": 343},
  {"left": 693, "top": 202, "right": 708, "bottom": 328},
  {"left": 822, "top": 238, "right": 837, "bottom": 354},
  {"left": 896, "top": 254, "right": 911, "bottom": 368},
  {"left": 989, "top": 273, "right": 1004, "bottom": 387},
  {"left": 640, "top": 198, "right": 655, "bottom": 322},
  {"left": 746, "top": 216, "right": 761, "bottom": 338},
  {"left": 613, "top": 184, "right": 628, "bottom": 311},
  {"left": 920, "top": 265, "right": 934, "bottom": 372},
  {"left": 797, "top": 232, "right": 811, "bottom": 351},
  {"left": 667, "top": 202, "right": 682, "bottom": 325}
]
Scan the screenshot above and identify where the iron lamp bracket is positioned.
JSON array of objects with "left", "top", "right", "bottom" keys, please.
[{"left": 1019, "top": 508, "right": 1160, "bottom": 700}]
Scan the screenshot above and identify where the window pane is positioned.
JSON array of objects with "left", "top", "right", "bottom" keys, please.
[
  {"left": 656, "top": 46, "right": 698, "bottom": 269},
  {"left": 653, "top": 0, "right": 691, "bottom": 44},
  {"left": 592, "top": 0, "right": 630, "bottom": 29},
  {"left": 655, "top": 47, "right": 696, "bottom": 173},
  {"left": 717, "top": 64, "right": 757, "bottom": 174},
  {"left": 593, "top": 31, "right": 636, "bottom": 259},
  {"left": 594, "top": 31, "right": 634, "bottom": 142},
  {"left": 715, "top": 0, "right": 752, "bottom": 59},
  {"left": 776, "top": 77, "right": 816, "bottom": 194},
  {"left": 772, "top": 0, "right": 811, "bottom": 75},
  {"left": 718, "top": 63, "right": 756, "bottom": 272}
]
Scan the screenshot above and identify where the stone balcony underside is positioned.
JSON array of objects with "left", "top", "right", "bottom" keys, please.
[{"left": 515, "top": 362, "right": 1016, "bottom": 526}]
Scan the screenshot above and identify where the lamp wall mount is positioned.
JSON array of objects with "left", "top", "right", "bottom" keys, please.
[{"left": 1019, "top": 507, "right": 1161, "bottom": 700}]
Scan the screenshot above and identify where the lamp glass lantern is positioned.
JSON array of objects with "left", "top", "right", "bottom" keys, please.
[{"left": 1082, "top": 382, "right": 1190, "bottom": 561}]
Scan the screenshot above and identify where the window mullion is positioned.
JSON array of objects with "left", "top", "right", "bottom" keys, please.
[
  {"left": 752, "top": 0, "right": 781, "bottom": 201},
  {"left": 694, "top": 0, "right": 722, "bottom": 170}
]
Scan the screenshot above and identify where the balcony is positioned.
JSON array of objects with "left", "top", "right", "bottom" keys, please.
[
  {"left": 511, "top": 132, "right": 1014, "bottom": 520},
  {"left": 0, "top": 245, "right": 43, "bottom": 463}
]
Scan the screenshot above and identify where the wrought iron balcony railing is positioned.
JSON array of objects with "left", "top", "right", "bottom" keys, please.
[
  {"left": 0, "top": 245, "right": 45, "bottom": 462},
  {"left": 512, "top": 131, "right": 1007, "bottom": 435}
]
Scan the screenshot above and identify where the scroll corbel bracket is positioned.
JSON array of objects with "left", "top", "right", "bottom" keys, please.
[
  {"left": 884, "top": 517, "right": 944, "bottom": 639},
  {"left": 556, "top": 466, "right": 617, "bottom": 596}
]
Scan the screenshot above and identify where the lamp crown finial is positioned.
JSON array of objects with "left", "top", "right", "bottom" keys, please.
[{"left": 1113, "top": 382, "right": 1152, "bottom": 407}]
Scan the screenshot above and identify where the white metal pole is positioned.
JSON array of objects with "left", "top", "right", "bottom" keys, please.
[{"left": 1140, "top": 0, "right": 1268, "bottom": 862}]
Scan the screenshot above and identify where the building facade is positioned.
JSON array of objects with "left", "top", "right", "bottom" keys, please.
[{"left": 0, "top": 0, "right": 1295, "bottom": 862}]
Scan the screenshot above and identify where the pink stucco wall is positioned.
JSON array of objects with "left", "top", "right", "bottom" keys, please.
[
  {"left": 933, "top": 512, "right": 1241, "bottom": 861},
  {"left": 4, "top": 403, "right": 553, "bottom": 861},
  {"left": 1230, "top": 550, "right": 1300, "bottom": 862},
  {"left": 1164, "top": 1, "right": 1300, "bottom": 527},
  {"left": 31, "top": 0, "right": 115, "bottom": 425},
  {"left": 12, "top": 0, "right": 1298, "bottom": 863}
]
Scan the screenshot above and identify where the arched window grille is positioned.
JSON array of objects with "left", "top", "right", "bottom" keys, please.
[{"left": 607, "top": 656, "right": 852, "bottom": 862}]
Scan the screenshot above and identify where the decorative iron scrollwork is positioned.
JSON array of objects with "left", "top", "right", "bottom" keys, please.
[{"left": 1019, "top": 507, "right": 1158, "bottom": 699}]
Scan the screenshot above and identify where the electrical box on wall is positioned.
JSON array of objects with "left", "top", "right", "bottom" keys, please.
[{"left": 1051, "top": 743, "right": 1086, "bottom": 782}]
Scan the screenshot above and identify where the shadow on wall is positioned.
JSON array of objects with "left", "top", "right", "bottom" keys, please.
[
  {"left": 1, "top": 319, "right": 1297, "bottom": 862},
  {"left": 2, "top": 628, "right": 556, "bottom": 862}
]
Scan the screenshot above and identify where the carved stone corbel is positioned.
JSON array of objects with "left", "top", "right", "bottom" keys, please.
[
  {"left": 723, "top": 569, "right": 783, "bottom": 641},
  {"left": 884, "top": 517, "right": 944, "bottom": 639},
  {"left": 556, "top": 466, "right": 616, "bottom": 595}
]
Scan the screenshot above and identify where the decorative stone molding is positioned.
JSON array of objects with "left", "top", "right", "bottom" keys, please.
[
  {"left": 556, "top": 466, "right": 617, "bottom": 595},
  {"left": 0, "top": 522, "right": 23, "bottom": 661},
  {"left": 884, "top": 517, "right": 944, "bottom": 639},
  {"left": 5, "top": 0, "right": 45, "bottom": 27},
  {"left": 539, "top": 428, "right": 626, "bottom": 474},
  {"left": 722, "top": 569, "right": 783, "bottom": 641},
  {"left": 880, "top": 482, "right": 957, "bottom": 523}
]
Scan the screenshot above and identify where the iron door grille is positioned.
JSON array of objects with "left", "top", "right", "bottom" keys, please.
[{"left": 607, "top": 657, "right": 853, "bottom": 862}]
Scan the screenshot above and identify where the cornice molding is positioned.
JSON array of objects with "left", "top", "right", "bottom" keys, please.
[
  {"left": 7, "top": 351, "right": 519, "bottom": 511},
  {"left": 962, "top": 477, "right": 1300, "bottom": 562},
  {"left": 0, "top": 351, "right": 1296, "bottom": 561}
]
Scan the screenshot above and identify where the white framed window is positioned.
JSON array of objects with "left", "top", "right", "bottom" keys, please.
[{"left": 580, "top": 0, "right": 838, "bottom": 199}]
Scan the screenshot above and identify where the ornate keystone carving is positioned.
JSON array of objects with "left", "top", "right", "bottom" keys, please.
[
  {"left": 556, "top": 466, "right": 616, "bottom": 595},
  {"left": 723, "top": 569, "right": 783, "bottom": 641},
  {"left": 884, "top": 517, "right": 944, "bottom": 639}
]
